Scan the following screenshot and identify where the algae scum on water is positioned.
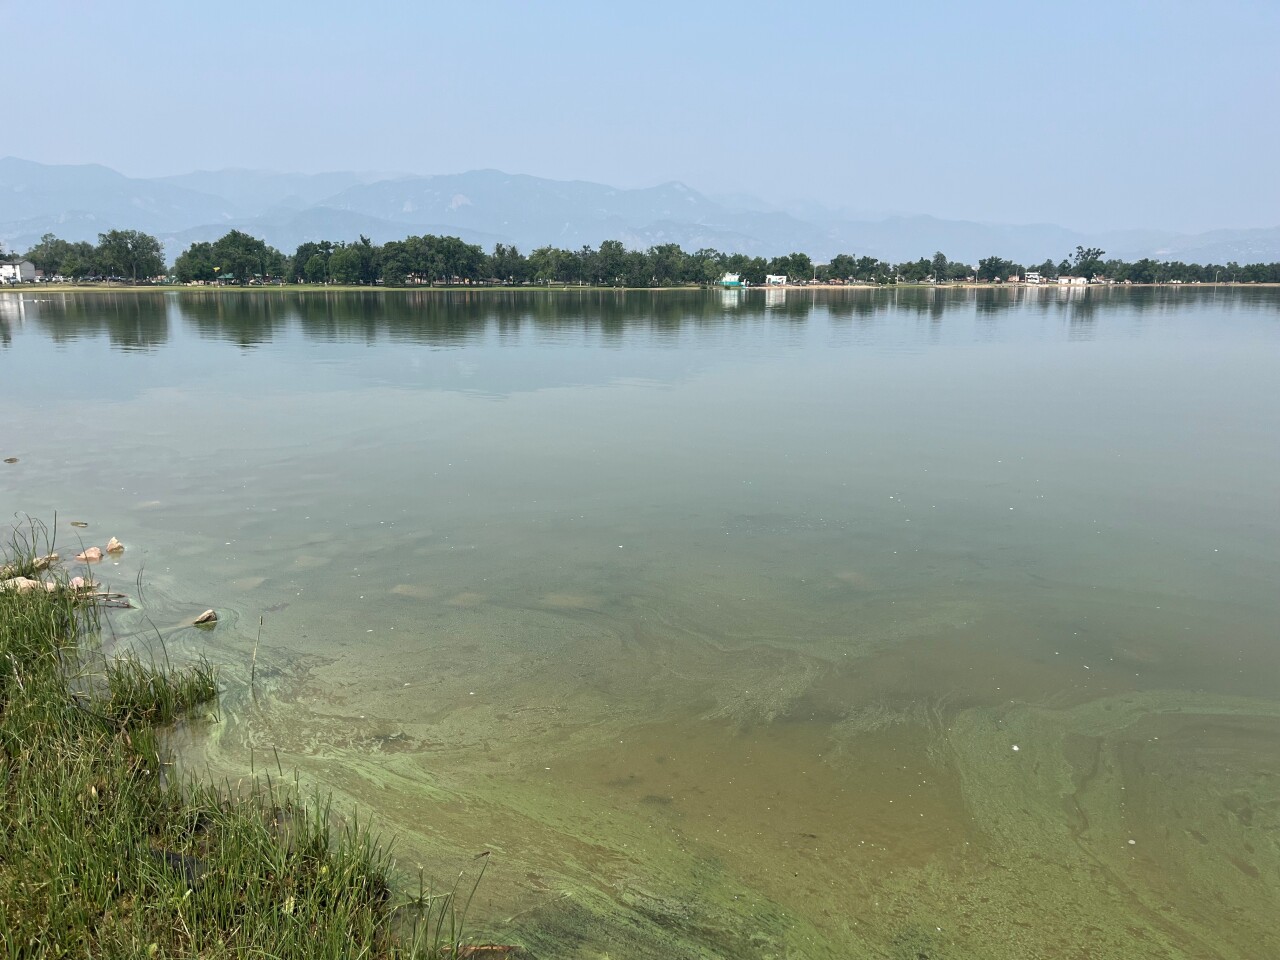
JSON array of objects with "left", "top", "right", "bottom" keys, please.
[
  {"left": 2, "top": 286, "right": 1279, "bottom": 958},
  {"left": 0, "top": 525, "right": 494, "bottom": 959}
]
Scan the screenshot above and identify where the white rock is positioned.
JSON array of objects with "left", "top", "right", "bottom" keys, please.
[{"left": 1, "top": 576, "right": 44, "bottom": 593}]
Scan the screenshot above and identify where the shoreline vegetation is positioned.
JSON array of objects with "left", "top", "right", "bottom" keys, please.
[
  {"left": 5, "top": 280, "right": 1279, "bottom": 297},
  {"left": 6, "top": 229, "right": 1280, "bottom": 290},
  {"left": 0, "top": 522, "right": 497, "bottom": 959}
]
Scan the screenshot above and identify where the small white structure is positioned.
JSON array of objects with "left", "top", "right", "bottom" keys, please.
[
  {"left": 0, "top": 259, "right": 36, "bottom": 283},
  {"left": 1024, "top": 271, "right": 1042, "bottom": 284},
  {"left": 1057, "top": 275, "right": 1088, "bottom": 286},
  {"left": 765, "top": 274, "right": 787, "bottom": 285}
]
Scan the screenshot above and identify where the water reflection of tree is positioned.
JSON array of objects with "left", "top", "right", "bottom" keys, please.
[
  {"left": 975, "top": 287, "right": 1009, "bottom": 317},
  {"left": 162, "top": 287, "right": 1102, "bottom": 346},
  {"left": 1066, "top": 295, "right": 1099, "bottom": 337},
  {"left": 173, "top": 289, "right": 799, "bottom": 347},
  {"left": 23, "top": 285, "right": 1270, "bottom": 352},
  {"left": 29, "top": 294, "right": 170, "bottom": 351},
  {"left": 181, "top": 293, "right": 289, "bottom": 348}
]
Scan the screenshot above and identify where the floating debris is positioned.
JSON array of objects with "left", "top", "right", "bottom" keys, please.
[
  {"left": 90, "top": 591, "right": 133, "bottom": 609},
  {"left": 70, "top": 521, "right": 89, "bottom": 528},
  {"left": 3, "top": 457, "right": 17, "bottom": 464},
  {"left": 193, "top": 609, "right": 218, "bottom": 626}
]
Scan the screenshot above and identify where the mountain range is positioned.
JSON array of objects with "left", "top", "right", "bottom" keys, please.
[{"left": 2, "top": 157, "right": 1277, "bottom": 266}]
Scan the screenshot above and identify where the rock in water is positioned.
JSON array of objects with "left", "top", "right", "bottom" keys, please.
[
  {"left": 0, "top": 554, "right": 57, "bottom": 579},
  {"left": 193, "top": 609, "right": 218, "bottom": 625},
  {"left": 76, "top": 546, "right": 103, "bottom": 562},
  {"left": 106, "top": 537, "right": 124, "bottom": 553}
]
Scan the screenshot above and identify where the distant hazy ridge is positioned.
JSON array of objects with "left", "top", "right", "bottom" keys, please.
[{"left": 3, "top": 157, "right": 1277, "bottom": 265}]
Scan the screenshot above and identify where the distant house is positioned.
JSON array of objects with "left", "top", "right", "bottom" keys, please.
[
  {"left": 1057, "top": 275, "right": 1088, "bottom": 286},
  {"left": 765, "top": 274, "right": 787, "bottom": 285},
  {"left": 1024, "top": 271, "right": 1042, "bottom": 284},
  {"left": 0, "top": 259, "right": 37, "bottom": 283}
]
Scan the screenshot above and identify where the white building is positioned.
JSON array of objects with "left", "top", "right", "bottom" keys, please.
[
  {"left": 0, "top": 259, "right": 37, "bottom": 283},
  {"left": 1024, "top": 271, "right": 1042, "bottom": 284},
  {"left": 1057, "top": 275, "right": 1088, "bottom": 286},
  {"left": 765, "top": 274, "right": 787, "bottom": 285}
]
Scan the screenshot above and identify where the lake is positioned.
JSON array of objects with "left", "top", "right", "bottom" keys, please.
[{"left": 2, "top": 285, "right": 1278, "bottom": 958}]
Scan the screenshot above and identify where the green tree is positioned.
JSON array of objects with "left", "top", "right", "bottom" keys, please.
[
  {"left": 304, "top": 254, "right": 329, "bottom": 284},
  {"left": 595, "top": 240, "right": 627, "bottom": 285},
  {"left": 311, "top": 236, "right": 381, "bottom": 285},
  {"left": 488, "top": 243, "right": 530, "bottom": 283},
  {"left": 328, "top": 245, "right": 361, "bottom": 284},
  {"left": 851, "top": 256, "right": 891, "bottom": 282},
  {"left": 826, "top": 254, "right": 858, "bottom": 280},
  {"left": 289, "top": 241, "right": 335, "bottom": 282},
  {"left": 620, "top": 250, "right": 652, "bottom": 287},
  {"left": 896, "top": 258, "right": 931, "bottom": 282},
  {"left": 209, "top": 230, "right": 286, "bottom": 284},
  {"left": 60, "top": 245, "right": 98, "bottom": 279},
  {"left": 1125, "top": 258, "right": 1157, "bottom": 284},
  {"left": 95, "top": 229, "right": 165, "bottom": 282},
  {"left": 380, "top": 239, "right": 413, "bottom": 285},
  {"left": 528, "top": 246, "right": 565, "bottom": 283},
  {"left": 721, "top": 254, "right": 767, "bottom": 285},
  {"left": 1069, "top": 245, "right": 1106, "bottom": 279},
  {"left": 687, "top": 248, "right": 724, "bottom": 284},
  {"left": 26, "top": 233, "right": 69, "bottom": 276},
  {"left": 173, "top": 241, "right": 217, "bottom": 282},
  {"left": 767, "top": 252, "right": 814, "bottom": 282},
  {"left": 977, "top": 256, "right": 1015, "bottom": 282},
  {"left": 427, "top": 235, "right": 483, "bottom": 283},
  {"left": 24, "top": 234, "right": 96, "bottom": 278}
]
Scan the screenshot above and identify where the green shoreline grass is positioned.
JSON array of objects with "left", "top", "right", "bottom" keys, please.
[{"left": 0, "top": 523, "right": 487, "bottom": 959}]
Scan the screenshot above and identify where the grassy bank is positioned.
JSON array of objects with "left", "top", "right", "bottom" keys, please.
[{"left": 0, "top": 524, "right": 487, "bottom": 959}]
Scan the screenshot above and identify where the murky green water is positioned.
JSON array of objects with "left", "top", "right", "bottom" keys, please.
[{"left": 2, "top": 286, "right": 1278, "bottom": 958}]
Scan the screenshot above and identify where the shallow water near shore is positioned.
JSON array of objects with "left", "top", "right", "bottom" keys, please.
[{"left": 3, "top": 286, "right": 1279, "bottom": 958}]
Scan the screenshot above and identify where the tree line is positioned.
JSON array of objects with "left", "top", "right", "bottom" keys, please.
[
  {"left": 13, "top": 230, "right": 1280, "bottom": 287},
  {"left": 18, "top": 231, "right": 166, "bottom": 282}
]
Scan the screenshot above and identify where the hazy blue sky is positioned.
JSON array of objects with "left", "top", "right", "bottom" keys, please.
[{"left": 5, "top": 0, "right": 1277, "bottom": 232}]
